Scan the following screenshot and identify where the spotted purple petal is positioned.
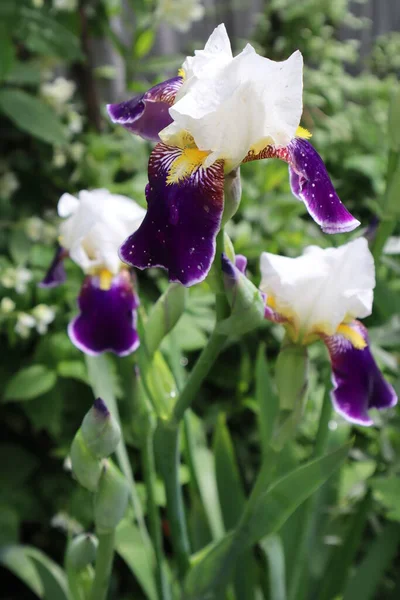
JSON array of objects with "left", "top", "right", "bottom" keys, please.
[
  {"left": 68, "top": 270, "right": 140, "bottom": 357},
  {"left": 119, "top": 143, "right": 225, "bottom": 287},
  {"left": 39, "top": 245, "right": 68, "bottom": 288},
  {"left": 324, "top": 321, "right": 397, "bottom": 425},
  {"left": 107, "top": 76, "right": 183, "bottom": 142},
  {"left": 288, "top": 139, "right": 360, "bottom": 234}
]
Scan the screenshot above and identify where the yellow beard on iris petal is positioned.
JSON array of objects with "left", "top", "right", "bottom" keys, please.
[{"left": 166, "top": 147, "right": 210, "bottom": 185}]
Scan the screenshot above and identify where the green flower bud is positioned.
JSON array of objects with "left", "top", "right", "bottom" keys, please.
[
  {"left": 94, "top": 461, "right": 129, "bottom": 534},
  {"left": 275, "top": 340, "right": 308, "bottom": 411},
  {"left": 66, "top": 533, "right": 98, "bottom": 571},
  {"left": 70, "top": 430, "right": 102, "bottom": 492},
  {"left": 218, "top": 253, "right": 265, "bottom": 335},
  {"left": 145, "top": 283, "right": 187, "bottom": 356},
  {"left": 81, "top": 398, "right": 121, "bottom": 458},
  {"left": 222, "top": 167, "right": 242, "bottom": 225}
]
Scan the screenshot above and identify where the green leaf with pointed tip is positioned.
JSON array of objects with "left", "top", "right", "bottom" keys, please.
[
  {"left": 184, "top": 443, "right": 349, "bottom": 600},
  {"left": 4, "top": 365, "right": 57, "bottom": 402},
  {"left": 115, "top": 520, "right": 158, "bottom": 600}
]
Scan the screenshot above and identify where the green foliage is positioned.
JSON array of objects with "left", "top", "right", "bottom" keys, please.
[{"left": 1, "top": 0, "right": 400, "bottom": 599}]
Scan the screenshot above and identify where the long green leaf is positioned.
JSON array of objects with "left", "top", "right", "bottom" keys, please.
[
  {"left": 255, "top": 344, "right": 279, "bottom": 457},
  {"left": 213, "top": 415, "right": 256, "bottom": 600},
  {"left": 260, "top": 535, "right": 286, "bottom": 600},
  {"left": 115, "top": 521, "right": 157, "bottom": 600},
  {"left": 184, "top": 443, "right": 349, "bottom": 599},
  {"left": 0, "top": 89, "right": 66, "bottom": 145},
  {"left": 342, "top": 523, "right": 400, "bottom": 600},
  {"left": 0, "top": 545, "right": 68, "bottom": 599}
]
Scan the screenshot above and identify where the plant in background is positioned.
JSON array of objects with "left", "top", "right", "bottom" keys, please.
[{"left": 1, "top": 4, "right": 400, "bottom": 600}]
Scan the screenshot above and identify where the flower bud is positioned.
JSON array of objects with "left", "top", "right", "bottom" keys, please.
[
  {"left": 218, "top": 253, "right": 265, "bottom": 335},
  {"left": 145, "top": 283, "right": 187, "bottom": 356},
  {"left": 70, "top": 430, "right": 102, "bottom": 492},
  {"left": 94, "top": 461, "right": 129, "bottom": 534},
  {"left": 275, "top": 341, "right": 308, "bottom": 411},
  {"left": 222, "top": 167, "right": 242, "bottom": 224},
  {"left": 81, "top": 398, "right": 121, "bottom": 459},
  {"left": 66, "top": 534, "right": 98, "bottom": 571}
]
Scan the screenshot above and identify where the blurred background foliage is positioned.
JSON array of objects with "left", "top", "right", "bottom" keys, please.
[{"left": 1, "top": 0, "right": 400, "bottom": 598}]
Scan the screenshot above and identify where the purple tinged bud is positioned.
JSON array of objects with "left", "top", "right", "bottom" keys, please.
[
  {"left": 94, "top": 461, "right": 129, "bottom": 533},
  {"left": 145, "top": 283, "right": 187, "bottom": 356},
  {"left": 81, "top": 398, "right": 121, "bottom": 459},
  {"left": 66, "top": 533, "right": 98, "bottom": 571}
]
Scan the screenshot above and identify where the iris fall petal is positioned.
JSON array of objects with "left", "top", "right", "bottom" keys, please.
[
  {"left": 39, "top": 245, "right": 68, "bottom": 288},
  {"left": 119, "top": 143, "right": 224, "bottom": 286},
  {"left": 68, "top": 271, "right": 140, "bottom": 357},
  {"left": 324, "top": 321, "right": 397, "bottom": 425}
]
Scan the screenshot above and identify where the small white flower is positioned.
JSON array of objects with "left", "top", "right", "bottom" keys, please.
[
  {"left": 1, "top": 297, "right": 16, "bottom": 314},
  {"left": 25, "top": 217, "right": 44, "bottom": 242},
  {"left": 69, "top": 142, "right": 85, "bottom": 162},
  {"left": 0, "top": 171, "right": 19, "bottom": 199},
  {"left": 41, "top": 77, "right": 76, "bottom": 111},
  {"left": 1, "top": 267, "right": 33, "bottom": 294},
  {"left": 58, "top": 189, "right": 146, "bottom": 275},
  {"left": 259, "top": 238, "right": 375, "bottom": 338},
  {"left": 67, "top": 110, "right": 83, "bottom": 135},
  {"left": 52, "top": 0, "right": 78, "bottom": 11},
  {"left": 53, "top": 148, "right": 67, "bottom": 169},
  {"left": 32, "top": 304, "right": 56, "bottom": 334},
  {"left": 15, "top": 312, "right": 36, "bottom": 339},
  {"left": 161, "top": 24, "right": 303, "bottom": 169},
  {"left": 155, "top": 0, "right": 204, "bottom": 32}
]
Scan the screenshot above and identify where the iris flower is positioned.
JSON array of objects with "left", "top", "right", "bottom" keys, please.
[
  {"left": 108, "top": 24, "right": 359, "bottom": 287},
  {"left": 40, "top": 189, "right": 145, "bottom": 356},
  {"left": 222, "top": 238, "right": 397, "bottom": 426}
]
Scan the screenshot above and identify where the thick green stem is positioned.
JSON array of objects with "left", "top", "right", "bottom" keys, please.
[
  {"left": 155, "top": 422, "right": 191, "bottom": 579},
  {"left": 288, "top": 383, "right": 332, "bottom": 600},
  {"left": 372, "top": 219, "right": 396, "bottom": 263},
  {"left": 89, "top": 531, "right": 115, "bottom": 600},
  {"left": 66, "top": 566, "right": 85, "bottom": 600},
  {"left": 142, "top": 426, "right": 171, "bottom": 600}
]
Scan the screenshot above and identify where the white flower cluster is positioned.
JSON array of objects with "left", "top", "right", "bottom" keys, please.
[
  {"left": 155, "top": 0, "right": 204, "bottom": 32},
  {"left": 1, "top": 266, "right": 33, "bottom": 294},
  {"left": 25, "top": 217, "right": 57, "bottom": 244},
  {"left": 14, "top": 305, "right": 56, "bottom": 339},
  {"left": 52, "top": 0, "right": 78, "bottom": 12}
]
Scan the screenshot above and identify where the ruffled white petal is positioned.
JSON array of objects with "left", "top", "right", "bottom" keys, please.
[
  {"left": 162, "top": 25, "right": 303, "bottom": 168},
  {"left": 58, "top": 189, "right": 145, "bottom": 274},
  {"left": 259, "top": 238, "right": 375, "bottom": 336}
]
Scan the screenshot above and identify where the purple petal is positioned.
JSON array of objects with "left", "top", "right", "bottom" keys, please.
[
  {"left": 235, "top": 254, "right": 247, "bottom": 274},
  {"left": 119, "top": 143, "right": 225, "bottom": 287},
  {"left": 68, "top": 270, "right": 140, "bottom": 357},
  {"left": 107, "top": 76, "right": 183, "bottom": 142},
  {"left": 39, "top": 245, "right": 68, "bottom": 288},
  {"left": 324, "top": 321, "right": 397, "bottom": 425},
  {"left": 288, "top": 139, "right": 360, "bottom": 234}
]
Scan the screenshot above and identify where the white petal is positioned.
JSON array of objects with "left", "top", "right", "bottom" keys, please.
[
  {"left": 181, "top": 24, "right": 232, "bottom": 81},
  {"left": 260, "top": 238, "right": 375, "bottom": 336},
  {"left": 58, "top": 189, "right": 145, "bottom": 274},
  {"left": 58, "top": 193, "right": 80, "bottom": 217},
  {"left": 169, "top": 42, "right": 303, "bottom": 167}
]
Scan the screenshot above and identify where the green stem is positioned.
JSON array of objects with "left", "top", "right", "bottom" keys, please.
[
  {"left": 142, "top": 426, "right": 171, "bottom": 600},
  {"left": 288, "top": 382, "right": 332, "bottom": 600},
  {"left": 155, "top": 422, "right": 191, "bottom": 580},
  {"left": 66, "top": 566, "right": 84, "bottom": 600},
  {"left": 372, "top": 219, "right": 396, "bottom": 263},
  {"left": 85, "top": 357, "right": 153, "bottom": 574},
  {"left": 89, "top": 531, "right": 115, "bottom": 600}
]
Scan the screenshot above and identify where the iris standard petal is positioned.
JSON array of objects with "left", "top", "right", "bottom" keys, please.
[
  {"left": 68, "top": 271, "right": 140, "bottom": 357},
  {"left": 107, "top": 76, "right": 183, "bottom": 142},
  {"left": 324, "top": 321, "right": 397, "bottom": 425},
  {"left": 288, "top": 139, "right": 360, "bottom": 234},
  {"left": 119, "top": 143, "right": 224, "bottom": 286},
  {"left": 39, "top": 245, "right": 68, "bottom": 288}
]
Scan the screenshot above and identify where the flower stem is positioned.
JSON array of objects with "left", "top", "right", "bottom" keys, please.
[
  {"left": 155, "top": 421, "right": 191, "bottom": 580},
  {"left": 372, "top": 218, "right": 395, "bottom": 263},
  {"left": 288, "top": 381, "right": 332, "bottom": 600},
  {"left": 142, "top": 425, "right": 171, "bottom": 600},
  {"left": 89, "top": 531, "right": 115, "bottom": 600}
]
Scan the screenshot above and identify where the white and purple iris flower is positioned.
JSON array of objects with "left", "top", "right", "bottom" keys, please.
[
  {"left": 40, "top": 189, "right": 145, "bottom": 356},
  {"left": 222, "top": 238, "right": 397, "bottom": 426},
  {"left": 107, "top": 24, "right": 360, "bottom": 287}
]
